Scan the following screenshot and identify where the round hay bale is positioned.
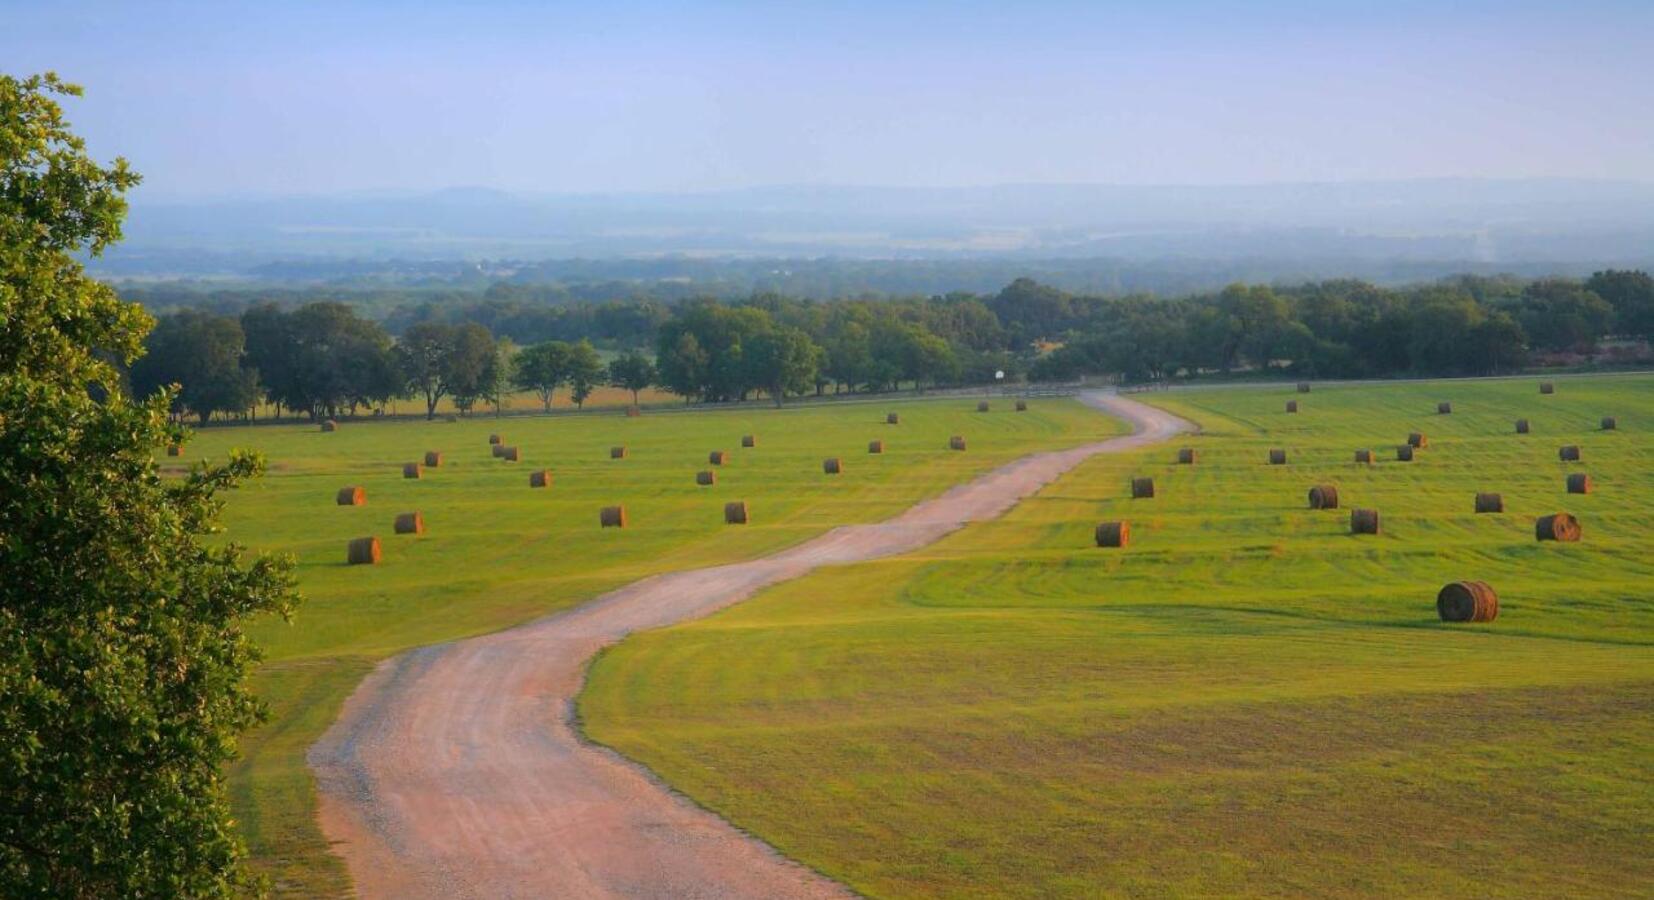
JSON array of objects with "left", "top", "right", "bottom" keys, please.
[
  {"left": 887, "top": 412, "right": 900, "bottom": 425},
  {"left": 1130, "top": 476, "right": 1155, "bottom": 499},
  {"left": 1177, "top": 448, "right": 1197, "bottom": 464},
  {"left": 1474, "top": 492, "right": 1504, "bottom": 513},
  {"left": 529, "top": 470, "right": 552, "bottom": 488},
  {"left": 393, "top": 512, "right": 424, "bottom": 535},
  {"left": 1350, "top": 508, "right": 1380, "bottom": 535},
  {"left": 1601, "top": 416, "right": 1617, "bottom": 431},
  {"left": 489, "top": 433, "right": 503, "bottom": 445},
  {"left": 491, "top": 444, "right": 508, "bottom": 458},
  {"left": 403, "top": 462, "right": 422, "bottom": 479},
  {"left": 1407, "top": 432, "right": 1428, "bottom": 448},
  {"left": 424, "top": 451, "right": 443, "bottom": 467},
  {"left": 1308, "top": 484, "right": 1339, "bottom": 510},
  {"left": 868, "top": 440, "right": 884, "bottom": 454},
  {"left": 610, "top": 446, "right": 627, "bottom": 459},
  {"left": 1015, "top": 399, "right": 1028, "bottom": 411},
  {"left": 336, "top": 486, "right": 366, "bottom": 506},
  {"left": 1535, "top": 512, "right": 1581, "bottom": 542},
  {"left": 977, "top": 400, "right": 991, "bottom": 412},
  {"left": 1269, "top": 449, "right": 1287, "bottom": 465},
  {"left": 1540, "top": 381, "right": 1555, "bottom": 394},
  {"left": 1566, "top": 473, "right": 1592, "bottom": 494},
  {"left": 724, "top": 501, "right": 748, "bottom": 525},
  {"left": 1396, "top": 445, "right": 1415, "bottom": 462},
  {"left": 600, "top": 505, "right": 627, "bottom": 528},
  {"left": 742, "top": 434, "right": 757, "bottom": 448},
  {"left": 1514, "top": 419, "right": 1529, "bottom": 434},
  {"left": 1354, "top": 449, "right": 1374, "bottom": 465},
  {"left": 709, "top": 450, "right": 728, "bottom": 466},
  {"left": 822, "top": 457, "right": 843, "bottom": 475},
  {"left": 1437, "top": 401, "right": 1453, "bottom": 414},
  {"left": 1285, "top": 400, "right": 1299, "bottom": 413},
  {"left": 625, "top": 405, "right": 641, "bottom": 417},
  {"left": 1558, "top": 445, "right": 1581, "bottom": 462},
  {"left": 321, "top": 419, "right": 338, "bottom": 433},
  {"left": 949, "top": 435, "right": 966, "bottom": 451},
  {"left": 346, "top": 536, "right": 381, "bottom": 565},
  {"left": 695, "top": 470, "right": 716, "bottom": 486},
  {"left": 1297, "top": 382, "right": 1311, "bottom": 393},
  {"left": 166, "top": 444, "right": 183, "bottom": 457},
  {"left": 500, "top": 446, "right": 521, "bottom": 462},
  {"left": 1094, "top": 521, "right": 1129, "bottom": 548},
  {"left": 1437, "top": 581, "right": 1498, "bottom": 623}
]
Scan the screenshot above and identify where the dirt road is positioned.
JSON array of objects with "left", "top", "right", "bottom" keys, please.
[{"left": 308, "top": 393, "right": 1192, "bottom": 898}]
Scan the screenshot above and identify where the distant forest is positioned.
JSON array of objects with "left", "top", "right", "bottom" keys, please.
[{"left": 122, "top": 271, "right": 1654, "bottom": 423}]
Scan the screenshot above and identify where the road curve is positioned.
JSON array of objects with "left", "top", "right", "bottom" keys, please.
[{"left": 308, "top": 392, "right": 1193, "bottom": 899}]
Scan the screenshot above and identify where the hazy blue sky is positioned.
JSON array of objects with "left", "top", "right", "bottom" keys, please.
[{"left": 6, "top": 0, "right": 1653, "bottom": 199}]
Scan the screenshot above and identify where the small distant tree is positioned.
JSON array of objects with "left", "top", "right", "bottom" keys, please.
[
  {"left": 744, "top": 327, "right": 821, "bottom": 406},
  {"left": 511, "top": 340, "right": 572, "bottom": 412},
  {"left": 566, "top": 340, "right": 604, "bottom": 409},
  {"left": 396, "top": 322, "right": 454, "bottom": 419},
  {"left": 607, "top": 351, "right": 657, "bottom": 406}
]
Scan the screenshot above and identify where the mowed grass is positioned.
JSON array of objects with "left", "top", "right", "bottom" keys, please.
[
  {"left": 180, "top": 395, "right": 1120, "bottom": 894},
  {"left": 579, "top": 374, "right": 1654, "bottom": 899}
]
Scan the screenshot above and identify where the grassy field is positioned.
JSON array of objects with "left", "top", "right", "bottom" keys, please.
[
  {"left": 580, "top": 374, "right": 1654, "bottom": 898},
  {"left": 180, "top": 394, "right": 1121, "bottom": 894}
]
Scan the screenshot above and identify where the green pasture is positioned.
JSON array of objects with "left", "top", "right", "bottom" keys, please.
[
  {"left": 182, "top": 395, "right": 1119, "bottom": 894},
  {"left": 580, "top": 374, "right": 1654, "bottom": 898}
]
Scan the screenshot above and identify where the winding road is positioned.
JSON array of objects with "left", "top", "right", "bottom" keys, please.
[{"left": 308, "top": 392, "right": 1192, "bottom": 898}]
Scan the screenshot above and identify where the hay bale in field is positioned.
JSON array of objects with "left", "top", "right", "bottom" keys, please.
[
  {"left": 346, "top": 536, "right": 381, "bottom": 565},
  {"left": 822, "top": 457, "right": 843, "bottom": 475},
  {"left": 1177, "top": 448, "right": 1197, "bottom": 464},
  {"left": 1130, "top": 476, "right": 1155, "bottom": 499},
  {"left": 1566, "top": 473, "right": 1593, "bottom": 494},
  {"left": 403, "top": 462, "right": 422, "bottom": 479},
  {"left": 529, "top": 470, "right": 552, "bottom": 488},
  {"left": 1016, "top": 399, "right": 1028, "bottom": 411},
  {"left": 1601, "top": 417, "right": 1617, "bottom": 431},
  {"left": 1474, "top": 492, "right": 1504, "bottom": 513},
  {"left": 696, "top": 470, "right": 716, "bottom": 486},
  {"left": 600, "top": 505, "right": 627, "bottom": 528},
  {"left": 1438, "top": 401, "right": 1453, "bottom": 414},
  {"left": 868, "top": 440, "right": 884, "bottom": 454},
  {"left": 166, "top": 444, "right": 183, "bottom": 457},
  {"left": 709, "top": 450, "right": 728, "bottom": 466},
  {"left": 1540, "top": 381, "right": 1555, "bottom": 394},
  {"left": 1407, "top": 432, "right": 1428, "bottom": 448},
  {"left": 500, "top": 446, "right": 521, "bottom": 462},
  {"left": 1269, "top": 449, "right": 1287, "bottom": 465},
  {"left": 724, "top": 501, "right": 748, "bottom": 525},
  {"left": 1535, "top": 512, "right": 1581, "bottom": 542},
  {"left": 1350, "top": 508, "right": 1380, "bottom": 535},
  {"left": 610, "top": 445, "right": 627, "bottom": 459},
  {"left": 321, "top": 420, "right": 338, "bottom": 433},
  {"left": 1354, "top": 449, "right": 1374, "bottom": 464},
  {"left": 977, "top": 400, "right": 991, "bottom": 412},
  {"left": 1285, "top": 400, "right": 1299, "bottom": 413},
  {"left": 1297, "top": 382, "right": 1311, "bottom": 393},
  {"left": 491, "top": 444, "right": 508, "bottom": 458},
  {"left": 949, "top": 435, "right": 966, "bottom": 450},
  {"left": 1437, "top": 581, "right": 1498, "bottom": 623},
  {"left": 489, "top": 433, "right": 502, "bottom": 445},
  {"left": 887, "top": 412, "right": 900, "bottom": 425},
  {"left": 625, "top": 405, "right": 641, "bottom": 418},
  {"left": 742, "top": 434, "right": 757, "bottom": 447},
  {"left": 1094, "top": 521, "right": 1129, "bottom": 547},
  {"left": 1308, "top": 484, "right": 1339, "bottom": 510},
  {"left": 336, "top": 486, "right": 365, "bottom": 506},
  {"left": 393, "top": 512, "right": 424, "bottom": 535},
  {"left": 1559, "top": 445, "right": 1581, "bottom": 462},
  {"left": 1515, "top": 419, "right": 1529, "bottom": 434},
  {"left": 1396, "top": 445, "right": 1415, "bottom": 462},
  {"left": 424, "top": 451, "right": 443, "bottom": 467}
]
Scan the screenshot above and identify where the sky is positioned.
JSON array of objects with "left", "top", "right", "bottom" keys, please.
[{"left": 5, "top": 0, "right": 1653, "bottom": 200}]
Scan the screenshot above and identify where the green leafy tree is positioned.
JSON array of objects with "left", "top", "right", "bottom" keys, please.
[
  {"left": 1584, "top": 270, "right": 1654, "bottom": 342},
  {"left": 606, "top": 350, "right": 657, "bottom": 406},
  {"left": 442, "top": 323, "right": 498, "bottom": 415},
  {"left": 744, "top": 326, "right": 822, "bottom": 406},
  {"left": 511, "top": 340, "right": 573, "bottom": 411},
  {"left": 1, "top": 72, "right": 300, "bottom": 898},
  {"left": 566, "top": 339, "right": 605, "bottom": 408},
  {"left": 130, "top": 311, "right": 260, "bottom": 423}
]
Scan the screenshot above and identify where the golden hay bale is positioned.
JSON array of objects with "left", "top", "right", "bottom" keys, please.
[
  {"left": 336, "top": 486, "right": 366, "bottom": 506},
  {"left": 403, "top": 462, "right": 423, "bottom": 479},
  {"left": 887, "top": 412, "right": 900, "bottom": 425},
  {"left": 1269, "top": 448, "right": 1287, "bottom": 465},
  {"left": 321, "top": 420, "right": 338, "bottom": 433},
  {"left": 1407, "top": 432, "right": 1428, "bottom": 448},
  {"left": 1285, "top": 400, "right": 1299, "bottom": 413},
  {"left": 1540, "top": 381, "right": 1555, "bottom": 394},
  {"left": 1437, "top": 581, "right": 1498, "bottom": 623},
  {"left": 1350, "top": 508, "right": 1380, "bottom": 535},
  {"left": 610, "top": 446, "right": 627, "bottom": 459},
  {"left": 724, "top": 501, "right": 749, "bottom": 525},
  {"left": 1354, "top": 449, "right": 1374, "bottom": 464},
  {"left": 346, "top": 536, "right": 380, "bottom": 565},
  {"left": 1535, "top": 512, "right": 1581, "bottom": 542},
  {"left": 742, "top": 434, "right": 757, "bottom": 447},
  {"left": 868, "top": 440, "right": 884, "bottom": 454},
  {"left": 1600, "top": 417, "right": 1617, "bottom": 431},
  {"left": 1474, "top": 492, "right": 1504, "bottom": 513},
  {"left": 529, "top": 470, "right": 552, "bottom": 488},
  {"left": 1016, "top": 399, "right": 1028, "bottom": 411},
  {"left": 1094, "top": 521, "right": 1129, "bottom": 548},
  {"left": 823, "top": 457, "right": 843, "bottom": 475},
  {"left": 1297, "top": 382, "right": 1311, "bottom": 393},
  {"left": 1177, "top": 448, "right": 1197, "bottom": 464},
  {"left": 166, "top": 445, "right": 183, "bottom": 457},
  {"left": 1308, "top": 484, "right": 1339, "bottom": 510},
  {"left": 1396, "top": 445, "right": 1415, "bottom": 462},
  {"left": 1130, "top": 476, "right": 1155, "bottom": 499},
  {"left": 709, "top": 450, "right": 728, "bottom": 466},
  {"left": 424, "top": 451, "right": 443, "bottom": 467},
  {"left": 394, "top": 512, "right": 424, "bottom": 535},
  {"left": 600, "top": 505, "right": 627, "bottom": 528},
  {"left": 489, "top": 433, "right": 503, "bottom": 445},
  {"left": 500, "top": 446, "right": 521, "bottom": 462},
  {"left": 625, "top": 405, "right": 641, "bottom": 417},
  {"left": 1558, "top": 445, "right": 1580, "bottom": 462},
  {"left": 491, "top": 444, "right": 508, "bottom": 458},
  {"left": 1437, "top": 401, "right": 1453, "bottom": 414},
  {"left": 949, "top": 435, "right": 966, "bottom": 451},
  {"left": 696, "top": 470, "right": 716, "bottom": 486},
  {"left": 1515, "top": 419, "right": 1529, "bottom": 434},
  {"left": 1566, "top": 473, "right": 1592, "bottom": 494},
  {"left": 977, "top": 400, "right": 991, "bottom": 412}
]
